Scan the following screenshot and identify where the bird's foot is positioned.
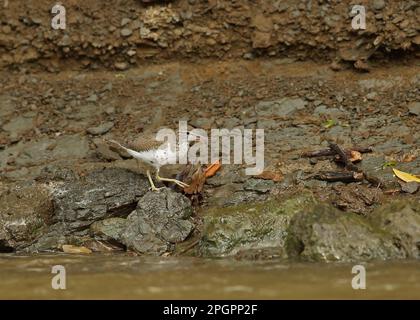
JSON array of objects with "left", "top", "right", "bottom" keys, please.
[
  {"left": 149, "top": 186, "right": 164, "bottom": 192},
  {"left": 157, "top": 176, "right": 189, "bottom": 188}
]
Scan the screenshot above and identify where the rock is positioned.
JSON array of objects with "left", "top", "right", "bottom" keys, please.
[
  {"left": 0, "top": 183, "right": 53, "bottom": 252},
  {"left": 243, "top": 178, "right": 275, "bottom": 193},
  {"left": 256, "top": 98, "right": 307, "bottom": 117},
  {"left": 369, "top": 200, "right": 420, "bottom": 259},
  {"left": 2, "top": 115, "right": 34, "bottom": 134},
  {"left": 114, "top": 62, "right": 128, "bottom": 70},
  {"left": 90, "top": 217, "right": 128, "bottom": 243},
  {"left": 400, "top": 182, "right": 419, "bottom": 194},
  {"left": 286, "top": 203, "right": 405, "bottom": 262},
  {"left": 122, "top": 188, "right": 193, "bottom": 255},
  {"left": 50, "top": 168, "right": 149, "bottom": 232},
  {"left": 87, "top": 122, "right": 114, "bottom": 135},
  {"left": 372, "top": 0, "right": 386, "bottom": 10},
  {"left": 120, "top": 28, "right": 133, "bottom": 37},
  {"left": 407, "top": 102, "right": 420, "bottom": 116},
  {"left": 86, "top": 94, "right": 98, "bottom": 102},
  {"left": 94, "top": 140, "right": 122, "bottom": 161},
  {"left": 198, "top": 193, "right": 317, "bottom": 257}
]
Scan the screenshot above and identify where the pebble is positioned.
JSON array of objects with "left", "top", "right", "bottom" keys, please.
[
  {"left": 400, "top": 182, "right": 419, "bottom": 194},
  {"left": 407, "top": 102, "right": 420, "bottom": 116},
  {"left": 372, "top": 0, "right": 386, "bottom": 10},
  {"left": 120, "top": 28, "right": 133, "bottom": 37},
  {"left": 114, "top": 62, "right": 128, "bottom": 70},
  {"left": 87, "top": 122, "right": 114, "bottom": 135},
  {"left": 86, "top": 94, "right": 98, "bottom": 102}
]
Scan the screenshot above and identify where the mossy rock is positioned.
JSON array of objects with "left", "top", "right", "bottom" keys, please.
[
  {"left": 198, "top": 193, "right": 317, "bottom": 257},
  {"left": 286, "top": 203, "right": 406, "bottom": 262},
  {"left": 369, "top": 200, "right": 420, "bottom": 259}
]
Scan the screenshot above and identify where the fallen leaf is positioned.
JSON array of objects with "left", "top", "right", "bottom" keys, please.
[
  {"left": 323, "top": 119, "right": 336, "bottom": 129},
  {"left": 256, "top": 170, "right": 283, "bottom": 182},
  {"left": 62, "top": 245, "right": 92, "bottom": 254},
  {"left": 348, "top": 150, "right": 362, "bottom": 162},
  {"left": 392, "top": 168, "right": 420, "bottom": 183},
  {"left": 204, "top": 160, "right": 221, "bottom": 178},
  {"left": 183, "top": 164, "right": 206, "bottom": 195},
  {"left": 401, "top": 154, "right": 416, "bottom": 163}
]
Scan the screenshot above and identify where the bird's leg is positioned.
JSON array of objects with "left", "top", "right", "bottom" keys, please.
[
  {"left": 156, "top": 168, "right": 189, "bottom": 188},
  {"left": 147, "top": 169, "right": 163, "bottom": 192}
]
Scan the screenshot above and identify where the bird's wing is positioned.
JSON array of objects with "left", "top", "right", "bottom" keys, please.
[{"left": 127, "top": 136, "right": 165, "bottom": 152}]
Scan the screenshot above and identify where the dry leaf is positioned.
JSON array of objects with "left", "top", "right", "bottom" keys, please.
[
  {"left": 392, "top": 168, "right": 420, "bottom": 183},
  {"left": 349, "top": 150, "right": 362, "bottom": 162},
  {"left": 183, "top": 164, "right": 206, "bottom": 195},
  {"left": 401, "top": 154, "right": 416, "bottom": 163},
  {"left": 204, "top": 160, "right": 221, "bottom": 178},
  {"left": 62, "top": 244, "right": 92, "bottom": 254},
  {"left": 256, "top": 170, "right": 283, "bottom": 182}
]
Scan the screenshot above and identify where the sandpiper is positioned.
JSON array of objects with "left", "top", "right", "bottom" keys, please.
[{"left": 105, "top": 132, "right": 200, "bottom": 191}]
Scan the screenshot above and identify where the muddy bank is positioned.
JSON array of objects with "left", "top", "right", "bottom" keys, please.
[{"left": 0, "top": 0, "right": 419, "bottom": 70}]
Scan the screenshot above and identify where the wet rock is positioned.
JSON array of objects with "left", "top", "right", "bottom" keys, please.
[
  {"left": 256, "top": 98, "right": 307, "bottom": 117},
  {"left": 50, "top": 167, "right": 149, "bottom": 232},
  {"left": 286, "top": 204, "right": 405, "bottom": 262},
  {"left": 87, "top": 122, "right": 114, "bottom": 135},
  {"left": 0, "top": 183, "right": 53, "bottom": 251},
  {"left": 198, "top": 193, "right": 317, "bottom": 257},
  {"left": 370, "top": 200, "right": 420, "bottom": 259},
  {"left": 122, "top": 188, "right": 193, "bottom": 255},
  {"left": 400, "top": 182, "right": 419, "bottom": 194},
  {"left": 243, "top": 178, "right": 275, "bottom": 193},
  {"left": 90, "top": 217, "right": 128, "bottom": 243}
]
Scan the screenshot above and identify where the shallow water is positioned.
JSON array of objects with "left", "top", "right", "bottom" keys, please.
[{"left": 0, "top": 254, "right": 419, "bottom": 299}]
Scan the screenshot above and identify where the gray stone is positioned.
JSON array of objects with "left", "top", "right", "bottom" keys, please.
[
  {"left": 86, "top": 94, "right": 98, "bottom": 102},
  {"left": 121, "top": 28, "right": 133, "bottom": 37},
  {"left": 408, "top": 102, "right": 420, "bottom": 116},
  {"left": 122, "top": 188, "right": 193, "bottom": 255},
  {"left": 2, "top": 116, "right": 34, "bottom": 134},
  {"left": 369, "top": 200, "right": 420, "bottom": 259},
  {"left": 199, "top": 193, "right": 317, "bottom": 257},
  {"left": 372, "top": 0, "right": 386, "bottom": 10},
  {"left": 256, "top": 97, "right": 307, "bottom": 117},
  {"left": 87, "top": 122, "right": 114, "bottom": 135},
  {"left": 243, "top": 178, "right": 275, "bottom": 193},
  {"left": 400, "top": 182, "right": 419, "bottom": 194},
  {"left": 90, "top": 217, "right": 128, "bottom": 243},
  {"left": 286, "top": 203, "right": 406, "bottom": 262},
  {"left": 50, "top": 168, "right": 149, "bottom": 232},
  {"left": 0, "top": 183, "right": 53, "bottom": 251}
]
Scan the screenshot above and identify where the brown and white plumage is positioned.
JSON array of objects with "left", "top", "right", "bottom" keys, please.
[{"left": 105, "top": 132, "right": 199, "bottom": 191}]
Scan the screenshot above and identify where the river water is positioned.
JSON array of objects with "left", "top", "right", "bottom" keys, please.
[{"left": 0, "top": 254, "right": 419, "bottom": 299}]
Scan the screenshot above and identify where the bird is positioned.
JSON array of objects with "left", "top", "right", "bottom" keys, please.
[{"left": 105, "top": 131, "right": 201, "bottom": 191}]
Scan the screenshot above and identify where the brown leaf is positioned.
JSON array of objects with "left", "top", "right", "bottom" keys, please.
[
  {"left": 183, "top": 164, "right": 206, "bottom": 195},
  {"left": 204, "top": 160, "right": 221, "bottom": 178},
  {"left": 349, "top": 150, "right": 362, "bottom": 162}
]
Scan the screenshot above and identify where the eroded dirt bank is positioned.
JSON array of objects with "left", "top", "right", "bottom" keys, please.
[
  {"left": 0, "top": 0, "right": 419, "bottom": 262},
  {"left": 0, "top": 0, "right": 419, "bottom": 70}
]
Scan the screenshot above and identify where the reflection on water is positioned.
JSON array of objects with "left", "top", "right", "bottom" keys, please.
[{"left": 0, "top": 253, "right": 419, "bottom": 299}]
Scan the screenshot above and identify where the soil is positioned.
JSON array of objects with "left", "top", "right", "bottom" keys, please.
[{"left": 0, "top": 0, "right": 419, "bottom": 258}]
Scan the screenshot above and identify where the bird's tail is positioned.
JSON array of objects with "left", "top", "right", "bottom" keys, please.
[{"left": 103, "top": 139, "right": 128, "bottom": 152}]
